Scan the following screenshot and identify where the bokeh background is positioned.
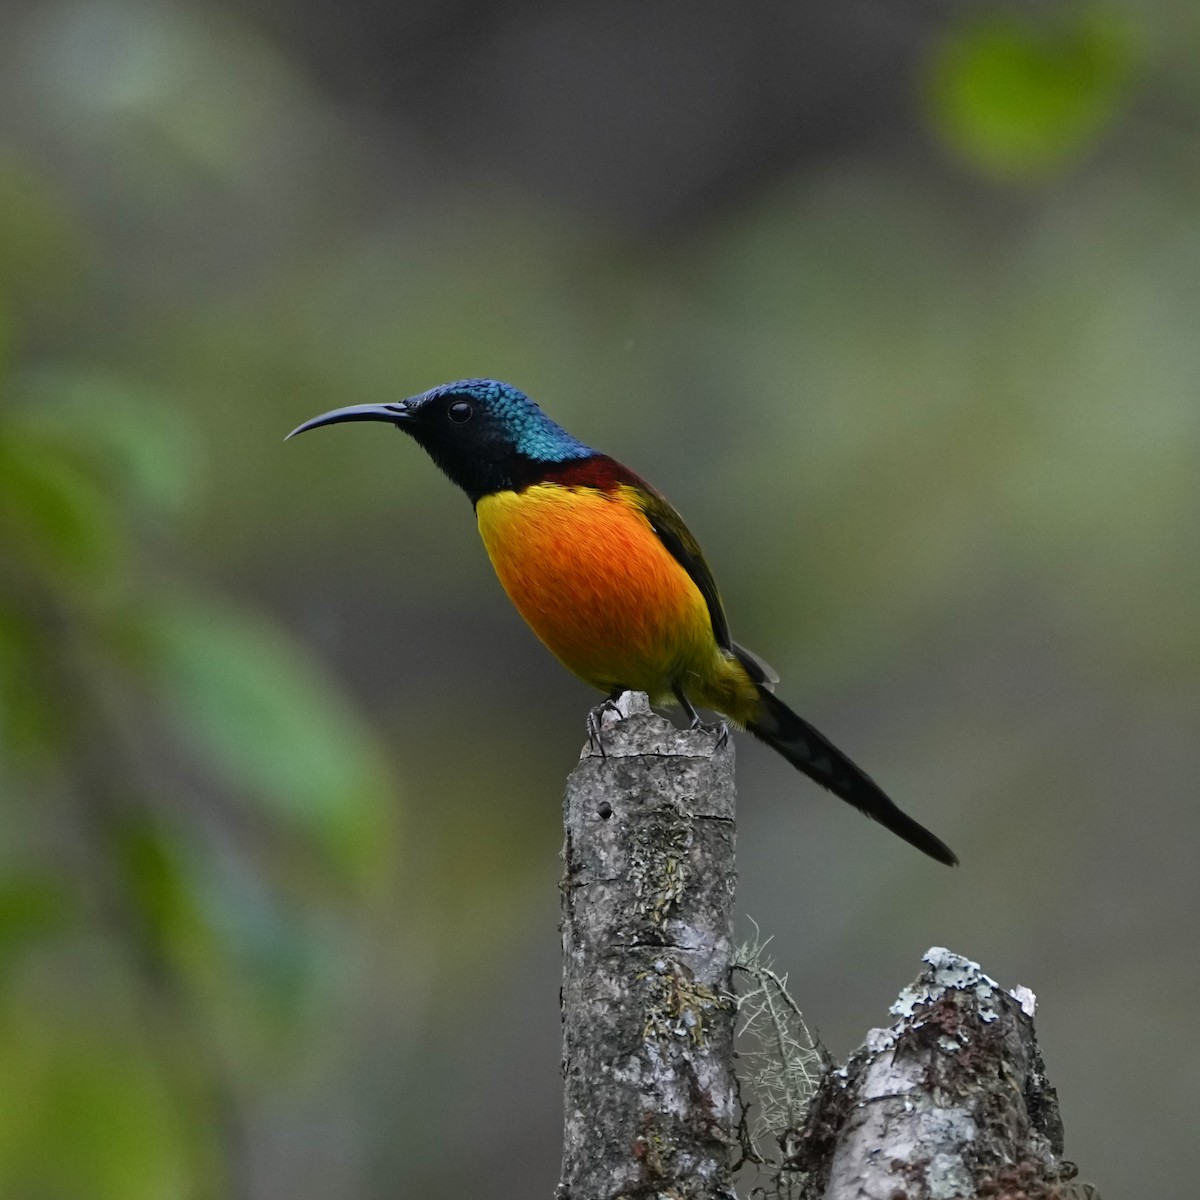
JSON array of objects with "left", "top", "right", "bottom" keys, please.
[{"left": 1, "top": 1, "right": 1197, "bottom": 1196}]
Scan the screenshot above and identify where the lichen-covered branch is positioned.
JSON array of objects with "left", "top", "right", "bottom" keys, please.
[
  {"left": 555, "top": 703, "right": 1098, "bottom": 1200},
  {"left": 558, "top": 692, "right": 738, "bottom": 1200},
  {"left": 793, "top": 948, "right": 1100, "bottom": 1200},
  {"left": 731, "top": 928, "right": 822, "bottom": 1184}
]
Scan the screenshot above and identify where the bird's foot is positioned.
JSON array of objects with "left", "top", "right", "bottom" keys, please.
[
  {"left": 585, "top": 708, "right": 608, "bottom": 757},
  {"left": 586, "top": 691, "right": 626, "bottom": 757},
  {"left": 672, "top": 685, "right": 704, "bottom": 730}
]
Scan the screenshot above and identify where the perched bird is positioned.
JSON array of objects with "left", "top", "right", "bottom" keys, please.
[{"left": 288, "top": 379, "right": 956, "bottom": 865}]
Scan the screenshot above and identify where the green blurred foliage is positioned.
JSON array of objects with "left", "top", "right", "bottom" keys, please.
[
  {"left": 0, "top": 1015, "right": 194, "bottom": 1200},
  {"left": 928, "top": 8, "right": 1136, "bottom": 180},
  {"left": 0, "top": 151, "right": 401, "bottom": 1194},
  {"left": 131, "top": 597, "right": 393, "bottom": 882}
]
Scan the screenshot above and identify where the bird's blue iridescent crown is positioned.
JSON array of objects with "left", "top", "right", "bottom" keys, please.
[{"left": 417, "top": 379, "right": 593, "bottom": 463}]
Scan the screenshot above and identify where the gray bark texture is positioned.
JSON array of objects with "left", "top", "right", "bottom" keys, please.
[
  {"left": 558, "top": 691, "right": 739, "bottom": 1200},
  {"left": 793, "top": 948, "right": 1100, "bottom": 1200}
]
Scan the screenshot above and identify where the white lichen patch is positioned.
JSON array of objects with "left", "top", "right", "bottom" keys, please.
[
  {"left": 864, "top": 1025, "right": 895, "bottom": 1053},
  {"left": 891, "top": 946, "right": 1007, "bottom": 1025},
  {"left": 1010, "top": 984, "right": 1038, "bottom": 1017},
  {"left": 859, "top": 1054, "right": 918, "bottom": 1101},
  {"left": 926, "top": 1148, "right": 976, "bottom": 1199}
]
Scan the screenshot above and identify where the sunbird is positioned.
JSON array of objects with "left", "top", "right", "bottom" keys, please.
[{"left": 289, "top": 379, "right": 956, "bottom": 865}]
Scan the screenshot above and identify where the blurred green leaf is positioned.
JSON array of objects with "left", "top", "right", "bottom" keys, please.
[
  {"left": 15, "top": 370, "right": 203, "bottom": 520},
  {"left": 0, "top": 996, "right": 197, "bottom": 1200},
  {"left": 113, "top": 816, "right": 214, "bottom": 974},
  {"left": 195, "top": 856, "right": 343, "bottom": 1050},
  {"left": 0, "top": 424, "right": 125, "bottom": 591},
  {"left": 129, "top": 597, "right": 395, "bottom": 885},
  {"left": 927, "top": 10, "right": 1135, "bottom": 180},
  {"left": 0, "top": 875, "right": 74, "bottom": 973},
  {"left": 0, "top": 604, "right": 62, "bottom": 764},
  {"left": 117, "top": 816, "right": 349, "bottom": 1065}
]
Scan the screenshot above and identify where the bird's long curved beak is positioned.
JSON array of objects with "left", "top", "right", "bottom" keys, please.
[{"left": 285, "top": 402, "right": 415, "bottom": 441}]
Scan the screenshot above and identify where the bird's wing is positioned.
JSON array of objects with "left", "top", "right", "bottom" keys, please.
[
  {"left": 633, "top": 486, "right": 734, "bottom": 652},
  {"left": 731, "top": 641, "right": 779, "bottom": 690},
  {"left": 633, "top": 482, "right": 779, "bottom": 687}
]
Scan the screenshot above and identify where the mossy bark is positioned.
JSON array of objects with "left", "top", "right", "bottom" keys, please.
[
  {"left": 558, "top": 692, "right": 738, "bottom": 1200},
  {"left": 794, "top": 948, "right": 1100, "bottom": 1200}
]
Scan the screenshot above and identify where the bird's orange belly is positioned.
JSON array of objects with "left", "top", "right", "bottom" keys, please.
[{"left": 476, "top": 484, "right": 715, "bottom": 698}]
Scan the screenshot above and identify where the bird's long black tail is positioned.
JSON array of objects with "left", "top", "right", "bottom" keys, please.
[{"left": 746, "top": 685, "right": 957, "bottom": 866}]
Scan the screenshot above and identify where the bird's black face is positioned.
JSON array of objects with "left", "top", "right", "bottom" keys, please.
[
  {"left": 287, "top": 389, "right": 524, "bottom": 502},
  {"left": 399, "top": 389, "right": 526, "bottom": 499}
]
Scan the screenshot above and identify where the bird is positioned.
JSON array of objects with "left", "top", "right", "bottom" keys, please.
[{"left": 288, "top": 379, "right": 956, "bottom": 866}]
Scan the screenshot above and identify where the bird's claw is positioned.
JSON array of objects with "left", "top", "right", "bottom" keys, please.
[
  {"left": 586, "top": 710, "right": 606, "bottom": 757},
  {"left": 586, "top": 695, "right": 625, "bottom": 757},
  {"left": 673, "top": 685, "right": 705, "bottom": 731}
]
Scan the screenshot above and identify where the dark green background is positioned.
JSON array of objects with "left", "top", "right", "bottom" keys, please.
[{"left": 0, "top": 2, "right": 1194, "bottom": 1196}]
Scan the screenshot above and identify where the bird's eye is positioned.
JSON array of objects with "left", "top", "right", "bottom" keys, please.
[{"left": 448, "top": 400, "right": 473, "bottom": 423}]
